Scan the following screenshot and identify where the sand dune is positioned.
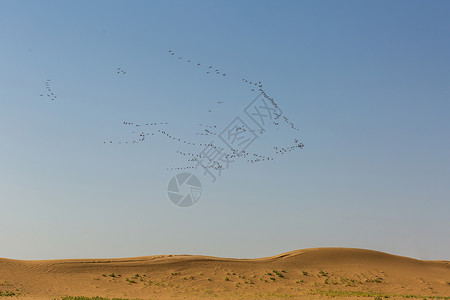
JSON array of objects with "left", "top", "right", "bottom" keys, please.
[{"left": 0, "top": 248, "right": 449, "bottom": 299}]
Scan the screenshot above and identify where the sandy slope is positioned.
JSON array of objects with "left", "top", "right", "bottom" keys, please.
[{"left": 0, "top": 248, "right": 449, "bottom": 299}]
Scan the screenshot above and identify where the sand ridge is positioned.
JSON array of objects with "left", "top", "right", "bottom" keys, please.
[{"left": 0, "top": 248, "right": 449, "bottom": 299}]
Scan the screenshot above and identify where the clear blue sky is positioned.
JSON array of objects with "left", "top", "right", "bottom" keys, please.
[{"left": 0, "top": 0, "right": 449, "bottom": 260}]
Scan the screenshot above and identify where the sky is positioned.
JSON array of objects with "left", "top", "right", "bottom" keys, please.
[{"left": 0, "top": 0, "right": 449, "bottom": 261}]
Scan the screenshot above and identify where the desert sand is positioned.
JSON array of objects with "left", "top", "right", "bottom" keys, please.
[{"left": 0, "top": 248, "right": 449, "bottom": 299}]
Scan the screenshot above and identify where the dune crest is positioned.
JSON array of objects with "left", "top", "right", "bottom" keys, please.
[{"left": 1, "top": 248, "right": 449, "bottom": 299}]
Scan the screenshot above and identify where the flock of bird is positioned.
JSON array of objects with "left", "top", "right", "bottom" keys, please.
[
  {"left": 116, "top": 67, "right": 126, "bottom": 75},
  {"left": 77, "top": 49, "right": 304, "bottom": 176},
  {"left": 241, "top": 78, "right": 264, "bottom": 92},
  {"left": 36, "top": 47, "right": 303, "bottom": 185},
  {"left": 168, "top": 50, "right": 299, "bottom": 132},
  {"left": 168, "top": 50, "right": 227, "bottom": 77},
  {"left": 104, "top": 50, "right": 304, "bottom": 174},
  {"left": 40, "top": 79, "right": 57, "bottom": 101},
  {"left": 104, "top": 122, "right": 169, "bottom": 144},
  {"left": 107, "top": 116, "right": 303, "bottom": 171},
  {"left": 166, "top": 52, "right": 303, "bottom": 171}
]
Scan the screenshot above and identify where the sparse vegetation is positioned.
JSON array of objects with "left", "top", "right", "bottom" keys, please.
[
  {"left": 309, "top": 289, "right": 450, "bottom": 299},
  {"left": 302, "top": 271, "right": 309, "bottom": 276},
  {"left": 225, "top": 277, "right": 230, "bottom": 281},
  {"left": 340, "top": 277, "right": 361, "bottom": 287},
  {"left": 0, "top": 291, "right": 16, "bottom": 297},
  {"left": 273, "top": 270, "right": 284, "bottom": 278},
  {"left": 125, "top": 278, "right": 136, "bottom": 284},
  {"left": 366, "top": 276, "right": 383, "bottom": 283},
  {"left": 318, "top": 270, "right": 329, "bottom": 277},
  {"left": 60, "top": 297, "right": 142, "bottom": 300}
]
